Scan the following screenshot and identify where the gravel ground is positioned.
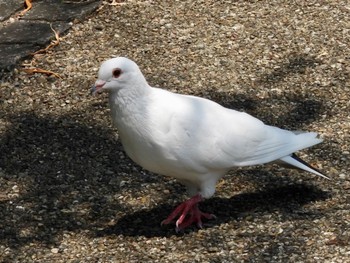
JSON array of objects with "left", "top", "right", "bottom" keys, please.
[{"left": 1, "top": 0, "right": 349, "bottom": 262}]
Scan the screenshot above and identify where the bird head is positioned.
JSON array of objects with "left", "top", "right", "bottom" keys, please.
[{"left": 91, "top": 57, "right": 148, "bottom": 95}]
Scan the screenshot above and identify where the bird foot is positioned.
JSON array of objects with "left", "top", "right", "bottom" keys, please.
[{"left": 161, "top": 194, "right": 216, "bottom": 231}]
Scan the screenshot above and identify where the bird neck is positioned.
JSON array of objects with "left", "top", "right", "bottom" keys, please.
[
  {"left": 111, "top": 79, "right": 151, "bottom": 102},
  {"left": 108, "top": 82, "right": 151, "bottom": 126}
]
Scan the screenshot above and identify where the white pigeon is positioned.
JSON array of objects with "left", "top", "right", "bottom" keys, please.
[{"left": 92, "top": 57, "right": 328, "bottom": 231}]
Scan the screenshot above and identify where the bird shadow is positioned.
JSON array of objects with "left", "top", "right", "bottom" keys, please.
[
  {"left": 95, "top": 182, "right": 330, "bottom": 238},
  {"left": 257, "top": 54, "right": 321, "bottom": 84}
]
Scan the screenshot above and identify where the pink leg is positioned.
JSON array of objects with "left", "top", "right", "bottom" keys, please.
[{"left": 161, "top": 194, "right": 216, "bottom": 231}]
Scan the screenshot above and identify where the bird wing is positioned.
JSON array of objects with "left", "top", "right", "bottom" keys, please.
[{"left": 147, "top": 88, "right": 322, "bottom": 172}]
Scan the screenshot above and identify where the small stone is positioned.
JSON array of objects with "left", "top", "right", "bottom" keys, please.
[
  {"left": 15, "top": 205, "right": 25, "bottom": 210},
  {"left": 119, "top": 180, "right": 127, "bottom": 187},
  {"left": 37, "top": 75, "right": 46, "bottom": 83},
  {"left": 208, "top": 246, "right": 219, "bottom": 253},
  {"left": 12, "top": 185, "right": 19, "bottom": 192},
  {"left": 51, "top": 248, "right": 59, "bottom": 254},
  {"left": 339, "top": 173, "right": 346, "bottom": 179},
  {"left": 196, "top": 43, "right": 205, "bottom": 49},
  {"left": 95, "top": 25, "right": 104, "bottom": 31}
]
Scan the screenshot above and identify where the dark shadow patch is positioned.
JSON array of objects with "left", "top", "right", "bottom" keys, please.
[
  {"left": 97, "top": 183, "right": 329, "bottom": 238},
  {"left": 0, "top": 111, "right": 138, "bottom": 248},
  {"left": 191, "top": 87, "right": 325, "bottom": 131},
  {"left": 257, "top": 55, "right": 321, "bottom": 84}
]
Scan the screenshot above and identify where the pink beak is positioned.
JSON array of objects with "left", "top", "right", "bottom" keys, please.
[{"left": 91, "top": 80, "right": 106, "bottom": 95}]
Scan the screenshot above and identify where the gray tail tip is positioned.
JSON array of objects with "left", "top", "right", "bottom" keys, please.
[{"left": 291, "top": 153, "right": 331, "bottom": 180}]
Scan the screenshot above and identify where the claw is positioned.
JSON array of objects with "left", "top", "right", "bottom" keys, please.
[
  {"left": 161, "top": 194, "right": 216, "bottom": 231},
  {"left": 175, "top": 226, "right": 181, "bottom": 233}
]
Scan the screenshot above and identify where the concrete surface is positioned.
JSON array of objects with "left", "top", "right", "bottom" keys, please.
[{"left": 0, "top": 0, "right": 101, "bottom": 72}]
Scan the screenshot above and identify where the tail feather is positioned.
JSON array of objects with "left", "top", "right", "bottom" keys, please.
[{"left": 279, "top": 153, "right": 330, "bottom": 180}]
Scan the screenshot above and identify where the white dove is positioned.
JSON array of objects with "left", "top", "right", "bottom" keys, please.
[{"left": 92, "top": 57, "right": 328, "bottom": 231}]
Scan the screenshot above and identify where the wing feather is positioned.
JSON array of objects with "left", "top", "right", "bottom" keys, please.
[{"left": 149, "top": 88, "right": 322, "bottom": 171}]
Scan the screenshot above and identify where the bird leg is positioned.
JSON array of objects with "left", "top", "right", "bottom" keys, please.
[{"left": 161, "top": 194, "right": 215, "bottom": 231}]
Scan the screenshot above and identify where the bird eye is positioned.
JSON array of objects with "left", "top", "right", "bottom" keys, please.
[{"left": 112, "top": 68, "right": 122, "bottom": 78}]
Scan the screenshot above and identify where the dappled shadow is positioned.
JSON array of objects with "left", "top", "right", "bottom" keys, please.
[
  {"left": 257, "top": 54, "right": 321, "bottom": 84},
  {"left": 0, "top": 111, "right": 148, "bottom": 249},
  {"left": 1, "top": 112, "right": 120, "bottom": 176},
  {"left": 198, "top": 89, "right": 325, "bottom": 129},
  {"left": 98, "top": 182, "right": 329, "bottom": 238},
  {"left": 0, "top": 81, "right": 332, "bottom": 251},
  {"left": 192, "top": 54, "right": 326, "bottom": 129}
]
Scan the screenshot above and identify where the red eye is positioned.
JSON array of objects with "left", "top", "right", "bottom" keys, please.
[{"left": 112, "top": 68, "right": 122, "bottom": 78}]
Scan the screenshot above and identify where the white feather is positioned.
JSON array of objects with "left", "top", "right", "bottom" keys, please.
[{"left": 94, "top": 57, "right": 327, "bottom": 198}]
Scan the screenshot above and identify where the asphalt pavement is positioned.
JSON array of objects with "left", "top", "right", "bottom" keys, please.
[{"left": 0, "top": 0, "right": 101, "bottom": 72}]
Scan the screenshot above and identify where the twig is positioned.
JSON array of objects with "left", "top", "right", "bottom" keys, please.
[
  {"left": 32, "top": 24, "right": 61, "bottom": 55},
  {"left": 22, "top": 68, "right": 61, "bottom": 78},
  {"left": 19, "top": 0, "right": 33, "bottom": 16}
]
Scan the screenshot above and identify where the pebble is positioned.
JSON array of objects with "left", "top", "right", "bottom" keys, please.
[
  {"left": 12, "top": 185, "right": 19, "bottom": 192},
  {"left": 51, "top": 248, "right": 59, "bottom": 254},
  {"left": 339, "top": 173, "right": 346, "bottom": 180}
]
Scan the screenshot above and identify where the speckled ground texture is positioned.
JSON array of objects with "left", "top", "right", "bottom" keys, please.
[{"left": 0, "top": 1, "right": 349, "bottom": 262}]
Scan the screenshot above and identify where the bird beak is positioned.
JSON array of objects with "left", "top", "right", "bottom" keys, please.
[{"left": 91, "top": 80, "right": 106, "bottom": 95}]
